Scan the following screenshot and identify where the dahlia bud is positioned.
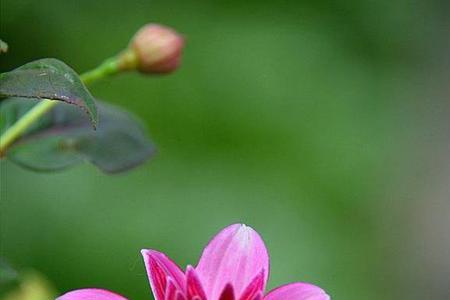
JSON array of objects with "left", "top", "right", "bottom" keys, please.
[{"left": 119, "top": 24, "right": 184, "bottom": 74}]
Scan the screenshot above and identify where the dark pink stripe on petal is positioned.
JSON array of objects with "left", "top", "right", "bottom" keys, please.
[
  {"left": 149, "top": 257, "right": 168, "bottom": 300},
  {"left": 239, "top": 270, "right": 265, "bottom": 300},
  {"left": 219, "top": 284, "right": 236, "bottom": 300},
  {"left": 176, "top": 292, "right": 187, "bottom": 300},
  {"left": 186, "top": 266, "right": 207, "bottom": 300},
  {"left": 264, "top": 283, "right": 330, "bottom": 300},
  {"left": 141, "top": 249, "right": 186, "bottom": 300},
  {"left": 251, "top": 292, "right": 263, "bottom": 300},
  {"left": 165, "top": 279, "right": 178, "bottom": 300}
]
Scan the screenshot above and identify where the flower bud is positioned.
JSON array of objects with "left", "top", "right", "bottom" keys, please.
[{"left": 120, "top": 24, "right": 184, "bottom": 74}]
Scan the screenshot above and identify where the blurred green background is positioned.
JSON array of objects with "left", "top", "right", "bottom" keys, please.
[{"left": 1, "top": 1, "right": 449, "bottom": 299}]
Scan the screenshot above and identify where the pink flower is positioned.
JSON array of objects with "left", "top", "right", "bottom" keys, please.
[{"left": 58, "top": 224, "right": 330, "bottom": 300}]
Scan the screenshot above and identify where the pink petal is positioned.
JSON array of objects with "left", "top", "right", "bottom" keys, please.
[
  {"left": 239, "top": 270, "right": 265, "bottom": 300},
  {"left": 141, "top": 249, "right": 186, "bottom": 300},
  {"left": 165, "top": 279, "right": 188, "bottom": 300},
  {"left": 264, "top": 283, "right": 330, "bottom": 300},
  {"left": 252, "top": 293, "right": 263, "bottom": 300},
  {"left": 175, "top": 292, "right": 187, "bottom": 300},
  {"left": 196, "top": 224, "right": 269, "bottom": 300},
  {"left": 186, "top": 265, "right": 207, "bottom": 300},
  {"left": 165, "top": 279, "right": 178, "bottom": 300},
  {"left": 56, "top": 288, "right": 128, "bottom": 300}
]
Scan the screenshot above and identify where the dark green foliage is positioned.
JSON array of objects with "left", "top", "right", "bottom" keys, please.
[
  {"left": 0, "top": 98, "right": 155, "bottom": 173},
  {"left": 0, "top": 58, "right": 97, "bottom": 125}
]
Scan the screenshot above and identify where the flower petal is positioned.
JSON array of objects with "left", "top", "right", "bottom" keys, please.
[
  {"left": 264, "top": 283, "right": 330, "bottom": 300},
  {"left": 252, "top": 293, "right": 263, "bottom": 300},
  {"left": 196, "top": 224, "right": 269, "bottom": 300},
  {"left": 141, "top": 249, "right": 186, "bottom": 300},
  {"left": 175, "top": 292, "right": 187, "bottom": 300},
  {"left": 186, "top": 265, "right": 207, "bottom": 300},
  {"left": 56, "top": 288, "right": 127, "bottom": 300},
  {"left": 239, "top": 270, "right": 265, "bottom": 300},
  {"left": 165, "top": 279, "right": 178, "bottom": 300},
  {"left": 166, "top": 278, "right": 188, "bottom": 300}
]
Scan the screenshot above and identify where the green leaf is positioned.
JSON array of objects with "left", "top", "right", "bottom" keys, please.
[
  {"left": 0, "top": 58, "right": 97, "bottom": 126},
  {"left": 0, "top": 98, "right": 156, "bottom": 173}
]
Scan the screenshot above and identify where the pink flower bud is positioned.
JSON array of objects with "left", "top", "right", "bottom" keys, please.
[{"left": 130, "top": 24, "right": 184, "bottom": 74}]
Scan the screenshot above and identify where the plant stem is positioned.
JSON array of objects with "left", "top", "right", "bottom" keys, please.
[
  {"left": 0, "top": 58, "right": 120, "bottom": 154},
  {"left": 0, "top": 100, "right": 57, "bottom": 153},
  {"left": 80, "top": 57, "right": 120, "bottom": 84}
]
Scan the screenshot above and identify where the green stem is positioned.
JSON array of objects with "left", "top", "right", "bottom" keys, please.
[
  {"left": 80, "top": 57, "right": 120, "bottom": 84},
  {"left": 0, "top": 57, "right": 120, "bottom": 154}
]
